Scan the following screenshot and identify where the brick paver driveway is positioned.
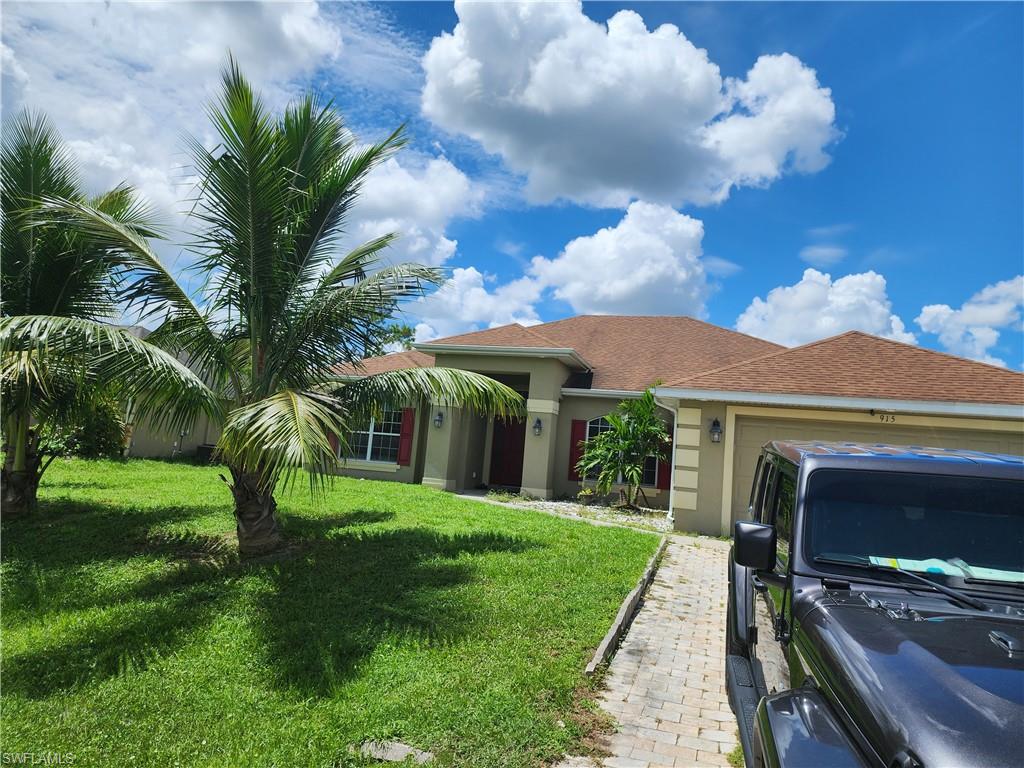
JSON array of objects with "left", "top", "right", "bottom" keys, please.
[{"left": 583, "top": 536, "right": 737, "bottom": 768}]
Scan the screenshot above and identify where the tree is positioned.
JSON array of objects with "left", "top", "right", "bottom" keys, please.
[
  {"left": 575, "top": 390, "right": 670, "bottom": 510},
  {"left": 1, "top": 111, "right": 216, "bottom": 515},
  {"left": 372, "top": 322, "right": 416, "bottom": 354},
  {"left": 42, "top": 59, "right": 522, "bottom": 556}
]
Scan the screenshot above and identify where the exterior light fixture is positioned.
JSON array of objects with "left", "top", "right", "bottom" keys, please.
[
  {"left": 709, "top": 418, "right": 723, "bottom": 443},
  {"left": 533, "top": 417, "right": 543, "bottom": 436},
  {"left": 433, "top": 411, "right": 444, "bottom": 428}
]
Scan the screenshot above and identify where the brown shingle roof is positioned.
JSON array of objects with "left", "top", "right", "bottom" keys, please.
[
  {"left": 335, "top": 349, "right": 435, "bottom": 377},
  {"left": 419, "top": 323, "right": 562, "bottom": 348},
  {"left": 667, "top": 331, "right": 1024, "bottom": 406},
  {"left": 424, "top": 315, "right": 783, "bottom": 391}
]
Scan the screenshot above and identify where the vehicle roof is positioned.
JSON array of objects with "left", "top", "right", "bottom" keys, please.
[{"left": 768, "top": 440, "right": 1024, "bottom": 468}]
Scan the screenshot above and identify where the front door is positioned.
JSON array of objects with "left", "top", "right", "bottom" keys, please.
[{"left": 489, "top": 417, "right": 526, "bottom": 489}]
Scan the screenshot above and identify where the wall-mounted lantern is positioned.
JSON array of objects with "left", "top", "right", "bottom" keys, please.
[
  {"left": 709, "top": 418, "right": 723, "bottom": 443},
  {"left": 433, "top": 411, "right": 444, "bottom": 428},
  {"left": 533, "top": 417, "right": 543, "bottom": 436}
]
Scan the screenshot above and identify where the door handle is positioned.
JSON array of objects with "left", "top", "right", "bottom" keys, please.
[{"left": 751, "top": 574, "right": 768, "bottom": 593}]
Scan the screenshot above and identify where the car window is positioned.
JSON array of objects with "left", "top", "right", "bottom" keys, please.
[
  {"left": 757, "top": 461, "right": 777, "bottom": 524},
  {"left": 806, "top": 470, "right": 1024, "bottom": 585},
  {"left": 747, "top": 456, "right": 764, "bottom": 518},
  {"left": 773, "top": 472, "right": 796, "bottom": 571}
]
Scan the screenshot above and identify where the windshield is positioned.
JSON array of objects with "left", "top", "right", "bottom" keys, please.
[{"left": 805, "top": 469, "right": 1024, "bottom": 585}]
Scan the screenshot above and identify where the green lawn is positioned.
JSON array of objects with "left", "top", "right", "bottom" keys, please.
[{"left": 0, "top": 458, "right": 660, "bottom": 767}]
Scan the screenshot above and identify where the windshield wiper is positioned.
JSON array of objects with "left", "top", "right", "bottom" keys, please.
[{"left": 813, "top": 555, "right": 990, "bottom": 611}]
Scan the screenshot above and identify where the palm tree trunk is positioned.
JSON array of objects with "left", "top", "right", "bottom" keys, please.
[
  {"left": 227, "top": 465, "right": 282, "bottom": 556},
  {"left": 2, "top": 413, "right": 41, "bottom": 517}
]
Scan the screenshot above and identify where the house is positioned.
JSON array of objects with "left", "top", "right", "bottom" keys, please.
[{"left": 334, "top": 316, "right": 1024, "bottom": 536}]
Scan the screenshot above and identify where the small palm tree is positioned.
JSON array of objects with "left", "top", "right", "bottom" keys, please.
[
  {"left": 576, "top": 390, "right": 670, "bottom": 509},
  {"left": 1, "top": 111, "right": 216, "bottom": 515},
  {"left": 41, "top": 59, "right": 522, "bottom": 555}
]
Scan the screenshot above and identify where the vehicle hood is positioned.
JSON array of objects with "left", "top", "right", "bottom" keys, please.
[{"left": 796, "top": 588, "right": 1024, "bottom": 768}]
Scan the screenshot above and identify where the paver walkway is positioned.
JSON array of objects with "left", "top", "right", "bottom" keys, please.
[{"left": 560, "top": 537, "right": 737, "bottom": 768}]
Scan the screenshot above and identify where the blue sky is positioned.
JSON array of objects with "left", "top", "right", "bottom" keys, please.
[{"left": 4, "top": 1, "right": 1022, "bottom": 366}]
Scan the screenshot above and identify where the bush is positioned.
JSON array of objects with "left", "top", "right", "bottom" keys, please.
[{"left": 39, "top": 398, "right": 127, "bottom": 459}]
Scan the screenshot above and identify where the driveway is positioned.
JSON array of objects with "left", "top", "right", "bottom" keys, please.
[{"left": 562, "top": 536, "right": 737, "bottom": 768}]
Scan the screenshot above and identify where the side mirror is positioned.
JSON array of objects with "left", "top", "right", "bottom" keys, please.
[{"left": 734, "top": 520, "right": 777, "bottom": 571}]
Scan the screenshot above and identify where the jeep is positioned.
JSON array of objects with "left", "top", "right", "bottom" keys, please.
[{"left": 726, "top": 441, "right": 1024, "bottom": 768}]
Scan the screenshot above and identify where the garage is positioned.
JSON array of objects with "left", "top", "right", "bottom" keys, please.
[
  {"left": 729, "top": 412, "right": 1024, "bottom": 524},
  {"left": 655, "top": 331, "right": 1024, "bottom": 536}
]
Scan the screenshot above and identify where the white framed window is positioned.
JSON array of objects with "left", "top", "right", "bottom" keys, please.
[
  {"left": 345, "top": 409, "right": 402, "bottom": 463},
  {"left": 585, "top": 416, "right": 658, "bottom": 487}
]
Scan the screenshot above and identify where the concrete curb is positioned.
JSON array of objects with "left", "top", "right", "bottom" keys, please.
[{"left": 585, "top": 535, "right": 669, "bottom": 677}]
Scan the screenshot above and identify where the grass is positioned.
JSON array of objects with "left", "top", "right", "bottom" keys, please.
[
  {"left": 0, "top": 458, "right": 660, "bottom": 768},
  {"left": 726, "top": 742, "right": 746, "bottom": 767}
]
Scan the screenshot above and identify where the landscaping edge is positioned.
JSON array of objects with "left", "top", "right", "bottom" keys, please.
[{"left": 584, "top": 535, "right": 668, "bottom": 677}]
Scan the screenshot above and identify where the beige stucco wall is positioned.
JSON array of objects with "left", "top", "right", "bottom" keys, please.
[
  {"left": 127, "top": 411, "right": 220, "bottom": 458},
  {"left": 459, "top": 413, "right": 489, "bottom": 490},
  {"left": 423, "top": 352, "right": 571, "bottom": 496},
  {"left": 668, "top": 401, "right": 727, "bottom": 534},
  {"left": 553, "top": 395, "right": 673, "bottom": 508}
]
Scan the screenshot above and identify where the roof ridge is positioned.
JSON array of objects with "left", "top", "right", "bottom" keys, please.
[
  {"left": 534, "top": 314, "right": 788, "bottom": 348},
  {"left": 680, "top": 315, "right": 788, "bottom": 349},
  {"left": 516, "top": 323, "right": 565, "bottom": 347},
  {"left": 668, "top": 329, "right": 1024, "bottom": 389},
  {"left": 840, "top": 330, "right": 1024, "bottom": 376},
  {"left": 423, "top": 322, "right": 572, "bottom": 350},
  {"left": 666, "top": 333, "right": 826, "bottom": 386}
]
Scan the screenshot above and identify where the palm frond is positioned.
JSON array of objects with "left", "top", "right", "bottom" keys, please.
[
  {"left": 216, "top": 389, "right": 347, "bottom": 495},
  {"left": 0, "top": 315, "right": 223, "bottom": 434},
  {"left": 32, "top": 196, "right": 240, "bottom": 396},
  {"left": 265, "top": 258, "right": 441, "bottom": 392},
  {"left": 1, "top": 109, "right": 123, "bottom": 319},
  {"left": 333, "top": 367, "right": 525, "bottom": 425}
]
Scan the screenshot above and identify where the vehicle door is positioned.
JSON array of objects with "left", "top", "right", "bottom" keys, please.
[{"left": 750, "top": 457, "right": 795, "bottom": 695}]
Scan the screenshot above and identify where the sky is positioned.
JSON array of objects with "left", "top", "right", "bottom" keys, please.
[{"left": 3, "top": 1, "right": 1023, "bottom": 367}]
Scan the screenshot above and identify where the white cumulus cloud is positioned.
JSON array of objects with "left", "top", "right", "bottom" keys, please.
[
  {"left": 422, "top": 1, "right": 838, "bottom": 207},
  {"left": 410, "top": 267, "right": 543, "bottom": 341},
  {"left": 3, "top": 2, "right": 345, "bottom": 215},
  {"left": 3, "top": 2, "right": 476, "bottom": 288},
  {"left": 409, "top": 201, "right": 717, "bottom": 339},
  {"left": 352, "top": 155, "right": 480, "bottom": 267},
  {"left": 736, "top": 268, "right": 916, "bottom": 347},
  {"left": 529, "top": 201, "right": 710, "bottom": 316},
  {"left": 915, "top": 276, "right": 1024, "bottom": 367}
]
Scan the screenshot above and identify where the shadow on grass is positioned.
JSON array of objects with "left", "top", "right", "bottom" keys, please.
[
  {"left": 1, "top": 498, "right": 539, "bottom": 701},
  {"left": 280, "top": 509, "right": 396, "bottom": 538},
  {"left": 1, "top": 499, "right": 211, "bottom": 569},
  {"left": 258, "top": 526, "right": 538, "bottom": 696},
  {"left": 1, "top": 583, "right": 230, "bottom": 699}
]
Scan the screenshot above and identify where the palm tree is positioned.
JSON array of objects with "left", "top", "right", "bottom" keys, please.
[
  {"left": 42, "top": 59, "right": 522, "bottom": 555},
  {"left": 576, "top": 390, "right": 670, "bottom": 510},
  {"left": 1, "top": 111, "right": 218, "bottom": 515}
]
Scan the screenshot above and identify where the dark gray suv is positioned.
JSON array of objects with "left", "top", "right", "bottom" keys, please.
[{"left": 726, "top": 441, "right": 1024, "bottom": 768}]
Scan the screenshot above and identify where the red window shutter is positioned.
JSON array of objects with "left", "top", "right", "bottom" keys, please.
[
  {"left": 328, "top": 432, "right": 339, "bottom": 457},
  {"left": 397, "top": 407, "right": 416, "bottom": 466},
  {"left": 568, "top": 419, "right": 587, "bottom": 480},
  {"left": 657, "top": 457, "right": 671, "bottom": 490}
]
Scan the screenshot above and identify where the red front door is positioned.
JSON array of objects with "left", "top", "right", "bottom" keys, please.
[{"left": 489, "top": 417, "right": 526, "bottom": 489}]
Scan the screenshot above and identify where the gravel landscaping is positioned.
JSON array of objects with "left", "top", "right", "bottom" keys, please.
[{"left": 475, "top": 493, "right": 674, "bottom": 534}]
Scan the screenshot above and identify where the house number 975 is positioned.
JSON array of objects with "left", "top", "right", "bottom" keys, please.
[{"left": 878, "top": 414, "right": 896, "bottom": 423}]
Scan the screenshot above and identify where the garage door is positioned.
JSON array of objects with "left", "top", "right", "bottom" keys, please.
[{"left": 731, "top": 415, "right": 1024, "bottom": 524}]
